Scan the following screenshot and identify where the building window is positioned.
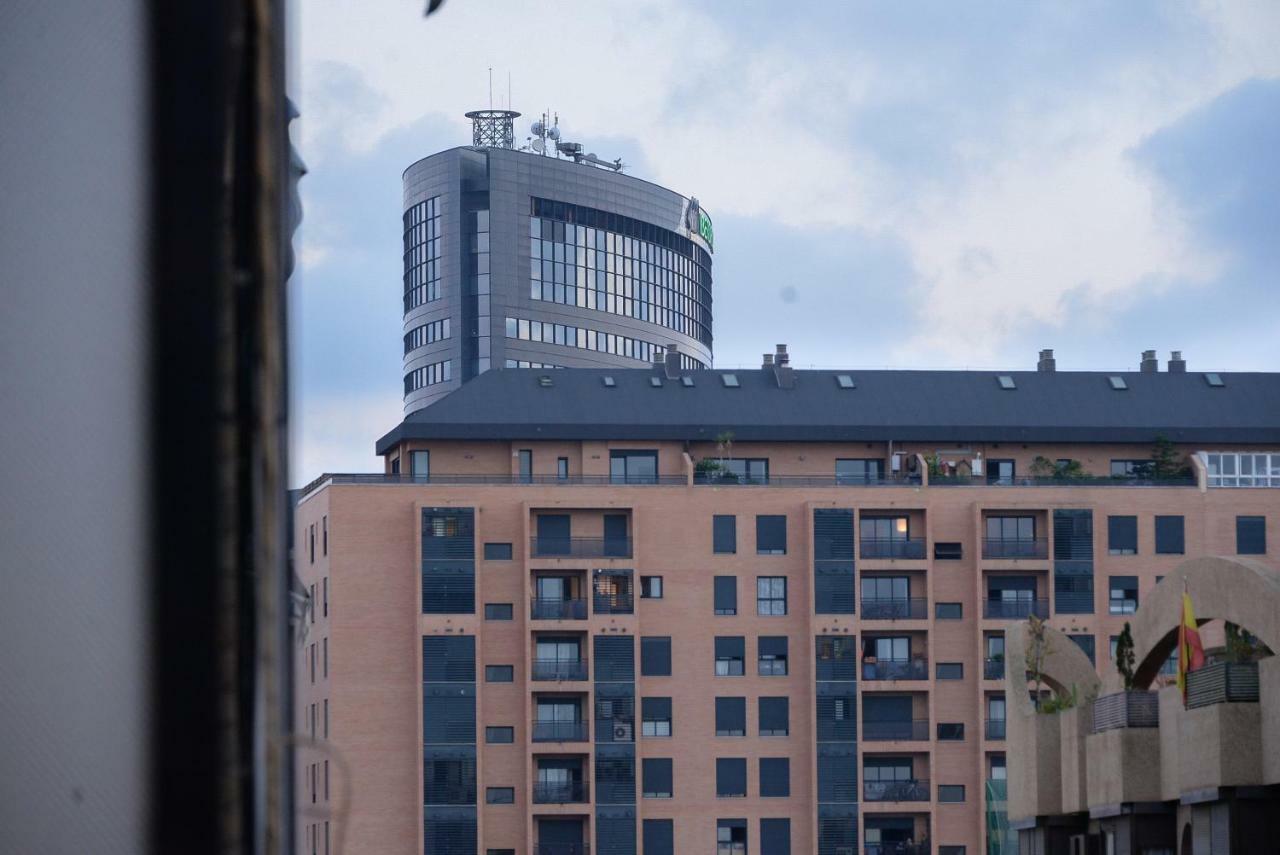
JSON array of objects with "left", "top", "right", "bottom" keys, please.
[
  {"left": 714, "top": 575, "right": 737, "bottom": 615},
  {"left": 641, "top": 636, "right": 672, "bottom": 676},
  {"left": 1108, "top": 515, "right": 1138, "bottom": 555},
  {"left": 322, "top": 515, "right": 327, "bottom": 555},
  {"left": 485, "top": 665, "right": 513, "bottom": 683},
  {"left": 1069, "top": 634, "right": 1096, "bottom": 665},
  {"left": 402, "top": 196, "right": 442, "bottom": 310},
  {"left": 641, "top": 697, "right": 673, "bottom": 737},
  {"left": 642, "top": 757, "right": 673, "bottom": 798},
  {"left": 759, "top": 818, "right": 790, "bottom": 855},
  {"left": 1205, "top": 451, "right": 1280, "bottom": 487},
  {"left": 485, "top": 726, "right": 514, "bottom": 744},
  {"left": 934, "top": 541, "right": 963, "bottom": 560},
  {"left": 483, "top": 603, "right": 513, "bottom": 620},
  {"left": 936, "top": 662, "right": 963, "bottom": 680},
  {"left": 1155, "top": 515, "right": 1185, "bottom": 554},
  {"left": 756, "top": 515, "right": 787, "bottom": 554},
  {"left": 1237, "top": 515, "right": 1267, "bottom": 554},
  {"left": 758, "top": 697, "right": 789, "bottom": 736},
  {"left": 1111, "top": 459, "right": 1154, "bottom": 478},
  {"left": 643, "top": 819, "right": 675, "bottom": 855},
  {"left": 517, "top": 449, "right": 532, "bottom": 483},
  {"left": 322, "top": 638, "right": 328, "bottom": 678},
  {"left": 483, "top": 542, "right": 513, "bottom": 560},
  {"left": 1109, "top": 576, "right": 1138, "bottom": 614},
  {"left": 485, "top": 787, "right": 514, "bottom": 805},
  {"left": 717, "top": 820, "right": 747, "bottom": 854},
  {"left": 759, "top": 757, "right": 790, "bottom": 797},
  {"left": 937, "top": 722, "right": 965, "bottom": 741},
  {"left": 715, "top": 697, "right": 746, "bottom": 736},
  {"left": 936, "top": 602, "right": 962, "bottom": 619},
  {"left": 402, "top": 359, "right": 452, "bottom": 394},
  {"left": 556, "top": 457, "right": 569, "bottom": 480},
  {"left": 987, "top": 459, "right": 1015, "bottom": 485},
  {"left": 939, "top": 847, "right": 967, "bottom": 855},
  {"left": 757, "top": 636, "right": 788, "bottom": 675},
  {"left": 402, "top": 317, "right": 451, "bottom": 355},
  {"left": 713, "top": 514, "right": 737, "bottom": 554},
  {"left": 756, "top": 577, "right": 787, "bottom": 615},
  {"left": 715, "top": 636, "right": 745, "bottom": 676},
  {"left": 410, "top": 450, "right": 430, "bottom": 479},
  {"left": 322, "top": 577, "right": 327, "bottom": 617},
  {"left": 938, "top": 784, "right": 966, "bottom": 803},
  {"left": 716, "top": 758, "right": 747, "bottom": 797},
  {"left": 835, "top": 457, "right": 884, "bottom": 484},
  {"left": 709, "top": 457, "right": 768, "bottom": 484},
  {"left": 641, "top": 575, "right": 663, "bottom": 599},
  {"left": 610, "top": 449, "right": 658, "bottom": 484}
]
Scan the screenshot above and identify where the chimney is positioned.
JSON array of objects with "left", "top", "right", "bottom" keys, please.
[
  {"left": 1168, "top": 350, "right": 1186, "bottom": 373},
  {"left": 762, "top": 353, "right": 774, "bottom": 368},
  {"left": 772, "top": 343, "right": 794, "bottom": 389},
  {"left": 1140, "top": 349, "right": 1158, "bottom": 373},
  {"left": 663, "top": 343, "right": 681, "bottom": 379},
  {"left": 1037, "top": 349, "right": 1056, "bottom": 372}
]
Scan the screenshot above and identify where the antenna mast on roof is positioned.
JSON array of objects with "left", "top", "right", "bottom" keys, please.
[{"left": 525, "top": 110, "right": 625, "bottom": 172}]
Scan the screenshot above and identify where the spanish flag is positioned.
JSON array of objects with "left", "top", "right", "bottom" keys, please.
[{"left": 1177, "top": 587, "right": 1205, "bottom": 700}]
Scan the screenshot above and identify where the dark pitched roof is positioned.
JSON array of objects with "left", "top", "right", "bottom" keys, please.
[{"left": 375, "top": 368, "right": 1280, "bottom": 453}]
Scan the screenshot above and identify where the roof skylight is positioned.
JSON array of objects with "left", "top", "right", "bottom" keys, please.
[
  {"left": 1204, "top": 372, "right": 1224, "bottom": 387},
  {"left": 836, "top": 374, "right": 855, "bottom": 389},
  {"left": 1109, "top": 376, "right": 1128, "bottom": 390},
  {"left": 602, "top": 376, "right": 616, "bottom": 388},
  {"left": 997, "top": 375, "right": 1016, "bottom": 390},
  {"left": 649, "top": 376, "right": 663, "bottom": 387},
  {"left": 721, "top": 373, "right": 740, "bottom": 388},
  {"left": 681, "top": 376, "right": 695, "bottom": 387}
]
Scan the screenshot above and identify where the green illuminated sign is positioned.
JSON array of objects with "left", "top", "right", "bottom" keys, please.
[{"left": 698, "top": 210, "right": 714, "bottom": 252}]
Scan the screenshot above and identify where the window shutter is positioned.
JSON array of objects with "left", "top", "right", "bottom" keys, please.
[
  {"left": 760, "top": 818, "right": 791, "bottom": 855},
  {"left": 715, "top": 697, "right": 746, "bottom": 733},
  {"left": 758, "top": 697, "right": 789, "bottom": 733},
  {"left": 641, "top": 696, "right": 671, "bottom": 721},
  {"left": 594, "top": 635, "right": 635, "bottom": 681},
  {"left": 713, "top": 515, "right": 737, "bottom": 553},
  {"left": 758, "top": 636, "right": 788, "bottom": 657},
  {"left": 714, "top": 576, "right": 737, "bottom": 613},
  {"left": 640, "top": 636, "right": 671, "bottom": 676},
  {"left": 1236, "top": 516, "right": 1266, "bottom": 555},
  {"left": 716, "top": 757, "right": 747, "bottom": 796},
  {"left": 1154, "top": 515, "right": 1185, "bottom": 554},
  {"left": 715, "top": 636, "right": 745, "bottom": 659},
  {"left": 642, "top": 819, "right": 674, "bottom": 855},
  {"left": 1107, "top": 515, "right": 1138, "bottom": 552},
  {"left": 423, "top": 636, "right": 476, "bottom": 682},
  {"left": 642, "top": 758, "right": 672, "bottom": 796},
  {"left": 756, "top": 515, "right": 787, "bottom": 553},
  {"left": 759, "top": 758, "right": 790, "bottom": 797},
  {"left": 813, "top": 509, "right": 854, "bottom": 560}
]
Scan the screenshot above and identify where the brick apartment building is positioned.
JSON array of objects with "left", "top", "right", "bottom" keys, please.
[{"left": 293, "top": 348, "right": 1280, "bottom": 855}]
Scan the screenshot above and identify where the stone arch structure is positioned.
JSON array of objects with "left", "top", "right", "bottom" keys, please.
[
  {"left": 1005, "top": 621, "right": 1101, "bottom": 718},
  {"left": 1130, "top": 556, "right": 1280, "bottom": 689}
]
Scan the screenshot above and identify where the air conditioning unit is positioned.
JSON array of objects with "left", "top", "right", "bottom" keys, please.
[{"left": 613, "top": 722, "right": 633, "bottom": 741}]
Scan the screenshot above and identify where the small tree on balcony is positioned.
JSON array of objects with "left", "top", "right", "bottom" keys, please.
[
  {"left": 1149, "top": 434, "right": 1191, "bottom": 479},
  {"left": 1115, "top": 622, "right": 1136, "bottom": 690}
]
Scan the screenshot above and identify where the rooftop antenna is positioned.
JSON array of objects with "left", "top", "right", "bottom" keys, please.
[{"left": 488, "top": 67, "right": 493, "bottom": 108}]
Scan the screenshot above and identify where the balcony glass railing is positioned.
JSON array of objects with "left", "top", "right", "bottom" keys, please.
[
  {"left": 984, "top": 658, "right": 1005, "bottom": 680},
  {"left": 862, "top": 658, "right": 928, "bottom": 681},
  {"left": 860, "top": 538, "right": 926, "bottom": 560},
  {"left": 531, "top": 659, "right": 588, "bottom": 681},
  {"left": 531, "top": 536, "right": 631, "bottom": 558},
  {"left": 863, "top": 779, "right": 930, "bottom": 802},
  {"left": 532, "top": 779, "right": 589, "bottom": 804},
  {"left": 862, "top": 719, "right": 929, "bottom": 741},
  {"left": 865, "top": 844, "right": 930, "bottom": 855},
  {"left": 534, "top": 844, "right": 589, "bottom": 855},
  {"left": 531, "top": 720, "right": 588, "bottom": 742},
  {"left": 861, "top": 597, "right": 927, "bottom": 620},
  {"left": 982, "top": 537, "right": 1048, "bottom": 559},
  {"left": 983, "top": 598, "right": 1049, "bottom": 619},
  {"left": 530, "top": 597, "right": 588, "bottom": 620},
  {"left": 985, "top": 719, "right": 1006, "bottom": 740}
]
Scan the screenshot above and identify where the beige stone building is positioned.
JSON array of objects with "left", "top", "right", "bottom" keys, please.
[
  {"left": 293, "top": 351, "right": 1280, "bottom": 855},
  {"left": 1003, "top": 557, "right": 1280, "bottom": 855}
]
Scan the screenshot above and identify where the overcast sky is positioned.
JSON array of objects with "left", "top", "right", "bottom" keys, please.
[{"left": 289, "top": 0, "right": 1280, "bottom": 484}]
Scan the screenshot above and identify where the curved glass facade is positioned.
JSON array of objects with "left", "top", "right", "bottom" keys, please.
[
  {"left": 404, "top": 318, "right": 451, "bottom": 355},
  {"left": 505, "top": 315, "right": 703, "bottom": 370},
  {"left": 403, "top": 197, "right": 442, "bottom": 312},
  {"left": 528, "top": 198, "right": 712, "bottom": 349},
  {"left": 404, "top": 359, "right": 453, "bottom": 394}
]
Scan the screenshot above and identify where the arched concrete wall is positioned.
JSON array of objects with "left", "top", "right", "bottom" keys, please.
[
  {"left": 1006, "top": 621, "right": 1102, "bottom": 717},
  {"left": 1131, "top": 556, "right": 1280, "bottom": 688}
]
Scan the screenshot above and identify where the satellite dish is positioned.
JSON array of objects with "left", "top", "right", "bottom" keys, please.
[
  {"left": 531, "top": 120, "right": 544, "bottom": 136},
  {"left": 532, "top": 137, "right": 545, "bottom": 153},
  {"left": 548, "top": 127, "right": 560, "bottom": 141}
]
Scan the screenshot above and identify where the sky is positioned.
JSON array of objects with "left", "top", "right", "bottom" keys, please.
[{"left": 289, "top": 0, "right": 1280, "bottom": 484}]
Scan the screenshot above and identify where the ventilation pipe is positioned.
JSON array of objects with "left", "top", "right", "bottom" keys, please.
[
  {"left": 1140, "top": 350, "right": 1158, "bottom": 373},
  {"left": 1037, "top": 349, "right": 1056, "bottom": 372}
]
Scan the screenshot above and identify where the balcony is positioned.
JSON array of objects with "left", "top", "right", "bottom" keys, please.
[
  {"left": 535, "top": 845, "right": 589, "bottom": 855},
  {"left": 862, "top": 719, "right": 930, "bottom": 741},
  {"left": 860, "top": 538, "right": 926, "bottom": 560},
  {"left": 532, "top": 720, "right": 588, "bottom": 742},
  {"left": 862, "top": 658, "right": 928, "bottom": 681},
  {"left": 592, "top": 591, "right": 633, "bottom": 616},
  {"left": 983, "top": 598, "right": 1049, "bottom": 619},
  {"left": 531, "top": 597, "right": 588, "bottom": 620},
  {"left": 865, "top": 844, "right": 930, "bottom": 855},
  {"left": 1186, "top": 661, "right": 1260, "bottom": 709},
  {"left": 982, "top": 537, "right": 1048, "bottom": 559},
  {"left": 863, "top": 779, "right": 930, "bottom": 802},
  {"left": 531, "top": 659, "right": 588, "bottom": 681},
  {"left": 530, "top": 537, "right": 632, "bottom": 559},
  {"left": 984, "top": 657, "right": 1005, "bottom": 680},
  {"left": 929, "top": 474, "right": 1196, "bottom": 488},
  {"left": 861, "top": 597, "right": 927, "bottom": 620},
  {"left": 532, "top": 779, "right": 589, "bottom": 804},
  {"left": 985, "top": 719, "right": 1007, "bottom": 740},
  {"left": 310, "top": 472, "right": 685, "bottom": 490}
]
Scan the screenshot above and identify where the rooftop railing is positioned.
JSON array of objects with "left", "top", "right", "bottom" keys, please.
[
  {"left": 932, "top": 474, "right": 1197, "bottom": 488},
  {"left": 693, "top": 473, "right": 923, "bottom": 487}
]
